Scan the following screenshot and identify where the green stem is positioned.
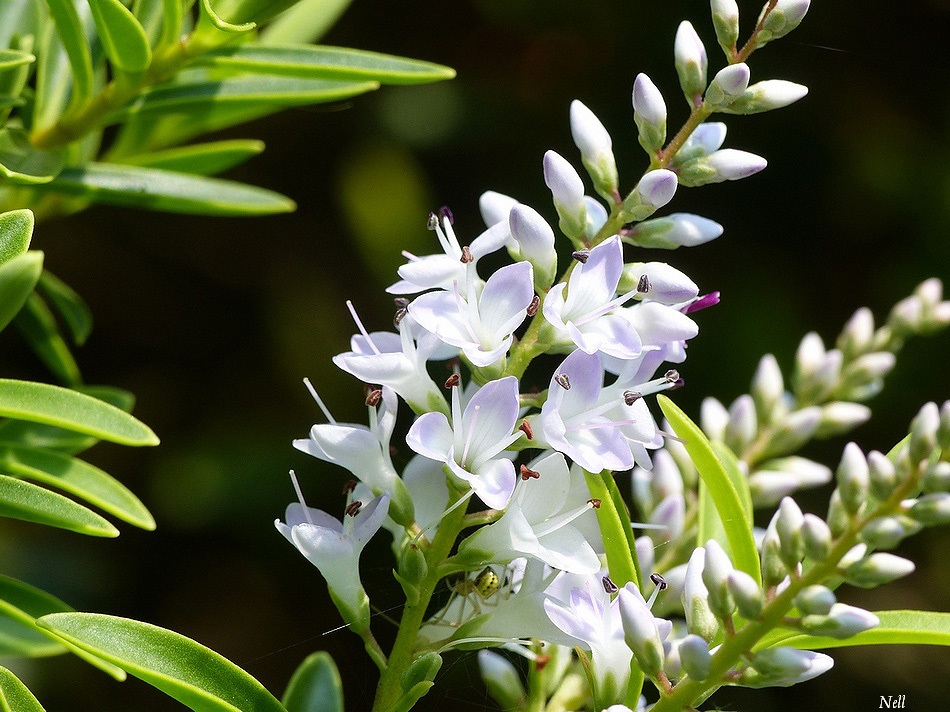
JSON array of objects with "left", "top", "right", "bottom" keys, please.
[
  {"left": 735, "top": 0, "right": 780, "bottom": 64},
  {"left": 656, "top": 103, "right": 714, "bottom": 170}
]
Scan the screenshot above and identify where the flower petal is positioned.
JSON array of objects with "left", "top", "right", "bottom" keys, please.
[{"left": 407, "top": 412, "right": 454, "bottom": 462}]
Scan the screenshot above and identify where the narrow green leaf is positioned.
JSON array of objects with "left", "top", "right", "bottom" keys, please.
[
  {"left": 282, "top": 652, "right": 343, "bottom": 712},
  {"left": 0, "top": 35, "right": 33, "bottom": 127},
  {"left": 0, "top": 209, "right": 34, "bottom": 265},
  {"left": 38, "top": 613, "right": 286, "bottom": 712},
  {"left": 0, "top": 444, "right": 154, "bottom": 529},
  {"left": 87, "top": 0, "right": 152, "bottom": 74},
  {"left": 198, "top": 0, "right": 256, "bottom": 33},
  {"left": 13, "top": 293, "right": 83, "bottom": 386},
  {"left": 34, "top": 12, "right": 76, "bottom": 134},
  {"left": 36, "top": 270, "right": 93, "bottom": 346},
  {"left": 658, "top": 395, "right": 761, "bottom": 583},
  {"left": 119, "top": 139, "right": 266, "bottom": 176},
  {"left": 0, "top": 251, "right": 42, "bottom": 332},
  {"left": 0, "top": 576, "right": 126, "bottom": 678},
  {"left": 114, "top": 76, "right": 379, "bottom": 122},
  {"left": 0, "top": 385, "right": 136, "bottom": 455},
  {"left": 260, "top": 0, "right": 351, "bottom": 44},
  {"left": 0, "top": 128, "right": 65, "bottom": 185},
  {"left": 0, "top": 667, "right": 45, "bottom": 712},
  {"left": 0, "top": 474, "right": 118, "bottom": 537},
  {"left": 778, "top": 610, "right": 950, "bottom": 650},
  {"left": 0, "top": 379, "right": 158, "bottom": 446},
  {"left": 585, "top": 470, "right": 640, "bottom": 588},
  {"left": 200, "top": 44, "right": 456, "bottom": 85},
  {"left": 159, "top": 0, "right": 184, "bottom": 48},
  {"left": 0, "top": 50, "right": 34, "bottom": 71},
  {"left": 42, "top": 0, "right": 94, "bottom": 104},
  {"left": 698, "top": 441, "right": 754, "bottom": 555},
  {"left": 40, "top": 163, "right": 295, "bottom": 216}
]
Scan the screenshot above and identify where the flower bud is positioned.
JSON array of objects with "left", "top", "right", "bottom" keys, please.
[
  {"left": 836, "top": 442, "right": 869, "bottom": 515},
  {"left": 751, "top": 354, "right": 784, "bottom": 425},
  {"left": 624, "top": 212, "right": 723, "bottom": 250},
  {"left": 724, "top": 395, "right": 757, "bottom": 454},
  {"left": 569, "top": 100, "right": 618, "bottom": 199},
  {"left": 759, "top": 407, "right": 820, "bottom": 460},
  {"left": 922, "top": 460, "right": 950, "bottom": 494},
  {"left": 841, "top": 353, "right": 896, "bottom": 394},
  {"left": 618, "top": 585, "right": 666, "bottom": 678},
  {"left": 909, "top": 402, "right": 940, "bottom": 464},
  {"left": 478, "top": 650, "right": 526, "bottom": 709},
  {"left": 814, "top": 402, "right": 871, "bottom": 438},
  {"left": 749, "top": 457, "right": 831, "bottom": 507},
  {"left": 739, "top": 648, "right": 833, "bottom": 688},
  {"left": 702, "top": 539, "right": 735, "bottom": 619},
  {"left": 843, "top": 552, "right": 915, "bottom": 588},
  {"left": 543, "top": 150, "right": 587, "bottom": 242},
  {"left": 801, "top": 514, "right": 832, "bottom": 561},
  {"left": 675, "top": 122, "right": 727, "bottom": 163},
  {"left": 649, "top": 494, "right": 687, "bottom": 543},
  {"left": 584, "top": 196, "right": 609, "bottom": 236},
  {"left": 683, "top": 547, "right": 719, "bottom": 641},
  {"left": 888, "top": 295, "right": 925, "bottom": 334},
  {"left": 758, "top": 0, "right": 811, "bottom": 46},
  {"left": 776, "top": 497, "right": 805, "bottom": 569},
  {"left": 760, "top": 514, "right": 786, "bottom": 588},
  {"left": 678, "top": 149, "right": 767, "bottom": 187},
  {"left": 910, "top": 493, "right": 950, "bottom": 526},
  {"left": 705, "top": 63, "right": 750, "bottom": 108},
  {"left": 727, "top": 569, "right": 763, "bottom": 619},
  {"left": 635, "top": 535, "right": 656, "bottom": 576},
  {"left": 633, "top": 73, "right": 667, "bottom": 154},
  {"left": 710, "top": 0, "right": 740, "bottom": 55},
  {"left": 508, "top": 204, "right": 558, "bottom": 290},
  {"left": 867, "top": 450, "right": 897, "bottom": 499},
  {"left": 825, "top": 489, "right": 850, "bottom": 537},
  {"left": 622, "top": 169, "right": 678, "bottom": 221},
  {"left": 860, "top": 516, "right": 911, "bottom": 550},
  {"left": 795, "top": 585, "right": 836, "bottom": 616},
  {"left": 722, "top": 80, "right": 808, "bottom": 115},
  {"left": 836, "top": 307, "right": 875, "bottom": 360},
  {"left": 678, "top": 634, "right": 712, "bottom": 681},
  {"left": 673, "top": 21, "right": 708, "bottom": 105},
  {"left": 700, "top": 397, "right": 730, "bottom": 441},
  {"left": 618, "top": 262, "right": 699, "bottom": 306},
  {"left": 938, "top": 401, "right": 950, "bottom": 451},
  {"left": 793, "top": 332, "right": 826, "bottom": 385},
  {"left": 800, "top": 603, "right": 878, "bottom": 640},
  {"left": 479, "top": 190, "right": 519, "bottom": 227}
]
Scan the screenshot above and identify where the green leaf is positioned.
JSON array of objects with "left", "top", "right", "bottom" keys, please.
[
  {"left": 282, "top": 652, "right": 343, "bottom": 712},
  {"left": 260, "top": 0, "right": 352, "bottom": 44},
  {"left": 198, "top": 0, "right": 256, "bottom": 34},
  {"left": 159, "top": 0, "right": 184, "bottom": 48},
  {"left": 87, "top": 0, "right": 152, "bottom": 74},
  {"left": 585, "top": 470, "right": 641, "bottom": 588},
  {"left": 0, "top": 50, "right": 34, "bottom": 71},
  {"left": 0, "top": 474, "right": 118, "bottom": 537},
  {"left": 200, "top": 44, "right": 456, "bottom": 85},
  {"left": 658, "top": 395, "right": 761, "bottom": 583},
  {"left": 114, "top": 76, "right": 379, "bottom": 122},
  {"left": 0, "top": 209, "right": 34, "bottom": 264},
  {"left": 0, "top": 128, "right": 65, "bottom": 185},
  {"left": 698, "top": 441, "right": 754, "bottom": 554},
  {"left": 41, "top": 0, "right": 94, "bottom": 104},
  {"left": 0, "top": 379, "right": 158, "bottom": 446},
  {"left": 119, "top": 139, "right": 266, "bottom": 175},
  {"left": 0, "top": 667, "right": 45, "bottom": 712},
  {"left": 40, "top": 163, "right": 295, "bottom": 217},
  {"left": 0, "top": 385, "right": 136, "bottom": 455},
  {"left": 0, "top": 444, "right": 154, "bottom": 529},
  {"left": 0, "top": 251, "right": 42, "bottom": 332},
  {"left": 13, "top": 293, "right": 82, "bottom": 386},
  {"left": 36, "top": 270, "right": 93, "bottom": 346},
  {"left": 38, "top": 613, "right": 286, "bottom": 712},
  {"left": 778, "top": 610, "right": 950, "bottom": 650}
]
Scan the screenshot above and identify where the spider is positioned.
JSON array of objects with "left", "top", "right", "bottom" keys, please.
[{"left": 425, "top": 566, "right": 508, "bottom": 629}]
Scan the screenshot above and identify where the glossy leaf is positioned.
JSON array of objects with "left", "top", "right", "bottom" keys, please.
[
  {"left": 33, "top": 9, "right": 75, "bottom": 134},
  {"left": 114, "top": 76, "right": 379, "bottom": 122},
  {"left": 0, "top": 128, "right": 65, "bottom": 184},
  {"left": 0, "top": 667, "right": 45, "bottom": 712},
  {"left": 658, "top": 395, "right": 761, "bottom": 582},
  {"left": 41, "top": 0, "right": 94, "bottom": 103},
  {"left": 0, "top": 251, "right": 42, "bottom": 333},
  {"left": 200, "top": 44, "right": 456, "bottom": 85},
  {"left": 0, "top": 209, "right": 34, "bottom": 264},
  {"left": 698, "top": 441, "right": 754, "bottom": 553},
  {"left": 260, "top": 0, "right": 352, "bottom": 44},
  {"left": 282, "top": 652, "right": 343, "bottom": 712},
  {"left": 38, "top": 614, "right": 286, "bottom": 712},
  {"left": 13, "top": 294, "right": 82, "bottom": 386},
  {"left": 197, "top": 0, "right": 256, "bottom": 34},
  {"left": 779, "top": 610, "right": 950, "bottom": 650},
  {"left": 0, "top": 474, "right": 118, "bottom": 537},
  {"left": 159, "top": 0, "right": 184, "bottom": 48},
  {"left": 87, "top": 0, "right": 152, "bottom": 74},
  {"left": 0, "top": 385, "right": 136, "bottom": 454},
  {"left": 0, "top": 379, "right": 158, "bottom": 446},
  {"left": 36, "top": 270, "right": 93, "bottom": 346},
  {"left": 0, "top": 444, "right": 154, "bottom": 529},
  {"left": 0, "top": 50, "right": 34, "bottom": 71},
  {"left": 120, "top": 139, "right": 266, "bottom": 175},
  {"left": 41, "top": 163, "right": 295, "bottom": 216}
]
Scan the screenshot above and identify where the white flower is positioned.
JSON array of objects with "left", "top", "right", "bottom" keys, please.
[
  {"left": 407, "top": 376, "right": 523, "bottom": 508},
  {"left": 542, "top": 236, "right": 642, "bottom": 359},
  {"left": 408, "top": 261, "right": 534, "bottom": 368}
]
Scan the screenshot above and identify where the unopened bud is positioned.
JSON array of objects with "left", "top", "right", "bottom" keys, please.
[
  {"left": 815, "top": 402, "right": 872, "bottom": 438},
  {"left": 800, "top": 603, "right": 878, "bottom": 640},
  {"left": 678, "top": 149, "right": 767, "bottom": 187},
  {"left": 623, "top": 170, "right": 678, "bottom": 221},
  {"left": 722, "top": 80, "right": 808, "bottom": 115},
  {"left": 724, "top": 394, "right": 757, "bottom": 454},
  {"left": 910, "top": 493, "right": 950, "bottom": 526},
  {"left": 618, "top": 585, "right": 665, "bottom": 677},
  {"left": 683, "top": 547, "right": 719, "bottom": 641},
  {"left": 710, "top": 0, "right": 740, "bottom": 55},
  {"left": 569, "top": 100, "right": 618, "bottom": 199},
  {"left": 793, "top": 332, "right": 826, "bottom": 385},
  {"left": 751, "top": 354, "right": 784, "bottom": 425},
  {"left": 836, "top": 307, "right": 875, "bottom": 360},
  {"left": 750, "top": 457, "right": 831, "bottom": 507},
  {"left": 509, "top": 204, "right": 557, "bottom": 290},
  {"left": 909, "top": 401, "right": 940, "bottom": 464},
  {"left": 867, "top": 450, "right": 897, "bottom": 499},
  {"left": 860, "top": 516, "right": 911, "bottom": 550},
  {"left": 836, "top": 442, "right": 869, "bottom": 515},
  {"left": 478, "top": 650, "right": 526, "bottom": 709},
  {"left": 759, "top": 407, "right": 821, "bottom": 460},
  {"left": 889, "top": 295, "right": 925, "bottom": 334},
  {"left": 624, "top": 212, "right": 723, "bottom": 250},
  {"left": 702, "top": 539, "right": 735, "bottom": 619},
  {"left": 675, "top": 122, "right": 727, "bottom": 164},
  {"left": 758, "top": 0, "right": 811, "bottom": 46},
  {"left": 649, "top": 494, "right": 686, "bottom": 543},
  {"left": 543, "top": 150, "right": 587, "bottom": 241},
  {"left": 841, "top": 353, "right": 896, "bottom": 394},
  {"left": 760, "top": 514, "right": 786, "bottom": 588},
  {"left": 801, "top": 514, "right": 832, "bottom": 561},
  {"left": 478, "top": 190, "right": 518, "bottom": 227},
  {"left": 776, "top": 497, "right": 805, "bottom": 568},
  {"left": 700, "top": 397, "right": 730, "bottom": 441},
  {"left": 740, "top": 647, "right": 833, "bottom": 688},
  {"left": 678, "top": 634, "right": 712, "bottom": 681},
  {"left": 727, "top": 570, "right": 763, "bottom": 619},
  {"left": 633, "top": 73, "right": 667, "bottom": 153},
  {"left": 922, "top": 460, "right": 950, "bottom": 494},
  {"left": 674, "top": 21, "right": 708, "bottom": 105},
  {"left": 938, "top": 401, "right": 950, "bottom": 451},
  {"left": 619, "top": 261, "right": 699, "bottom": 305},
  {"left": 795, "top": 585, "right": 836, "bottom": 616},
  {"left": 705, "top": 63, "right": 750, "bottom": 108},
  {"left": 843, "top": 552, "right": 915, "bottom": 588}
]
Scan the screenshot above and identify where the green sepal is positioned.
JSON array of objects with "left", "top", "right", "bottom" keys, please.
[
  {"left": 38, "top": 613, "right": 286, "bottom": 712},
  {"left": 282, "top": 651, "right": 343, "bottom": 712},
  {"left": 0, "top": 127, "right": 65, "bottom": 184},
  {"left": 0, "top": 474, "right": 119, "bottom": 537},
  {"left": 401, "top": 652, "right": 442, "bottom": 692},
  {"left": 0, "top": 667, "right": 45, "bottom": 711},
  {"left": 0, "top": 251, "right": 42, "bottom": 333}
]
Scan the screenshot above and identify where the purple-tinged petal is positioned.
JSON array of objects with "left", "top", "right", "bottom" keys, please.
[
  {"left": 407, "top": 412, "right": 454, "bottom": 461},
  {"left": 461, "top": 376, "right": 521, "bottom": 463},
  {"left": 471, "top": 457, "right": 517, "bottom": 509},
  {"left": 479, "top": 261, "right": 534, "bottom": 337}
]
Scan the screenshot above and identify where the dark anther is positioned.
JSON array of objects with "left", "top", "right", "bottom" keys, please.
[
  {"left": 520, "top": 464, "right": 540, "bottom": 480},
  {"left": 393, "top": 307, "right": 408, "bottom": 327},
  {"left": 572, "top": 250, "right": 590, "bottom": 264},
  {"left": 637, "top": 274, "right": 651, "bottom": 293},
  {"left": 587, "top": 498, "right": 602, "bottom": 509},
  {"left": 664, "top": 369, "right": 680, "bottom": 383},
  {"left": 526, "top": 294, "right": 540, "bottom": 317},
  {"left": 623, "top": 390, "right": 643, "bottom": 406},
  {"left": 601, "top": 575, "right": 618, "bottom": 594},
  {"left": 534, "top": 654, "right": 551, "bottom": 671},
  {"left": 365, "top": 388, "right": 383, "bottom": 407},
  {"left": 518, "top": 418, "right": 534, "bottom": 440},
  {"left": 345, "top": 501, "right": 362, "bottom": 517},
  {"left": 342, "top": 480, "right": 358, "bottom": 495},
  {"left": 460, "top": 245, "right": 474, "bottom": 263},
  {"left": 393, "top": 297, "right": 410, "bottom": 309},
  {"left": 555, "top": 373, "right": 571, "bottom": 390},
  {"left": 444, "top": 373, "right": 461, "bottom": 389},
  {"left": 439, "top": 205, "right": 455, "bottom": 224},
  {"left": 669, "top": 377, "right": 685, "bottom": 391},
  {"left": 426, "top": 212, "right": 439, "bottom": 230},
  {"left": 650, "top": 572, "right": 668, "bottom": 590}
]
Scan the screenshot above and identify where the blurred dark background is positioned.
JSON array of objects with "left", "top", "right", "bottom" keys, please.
[{"left": 2, "top": 1, "right": 949, "bottom": 710}]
